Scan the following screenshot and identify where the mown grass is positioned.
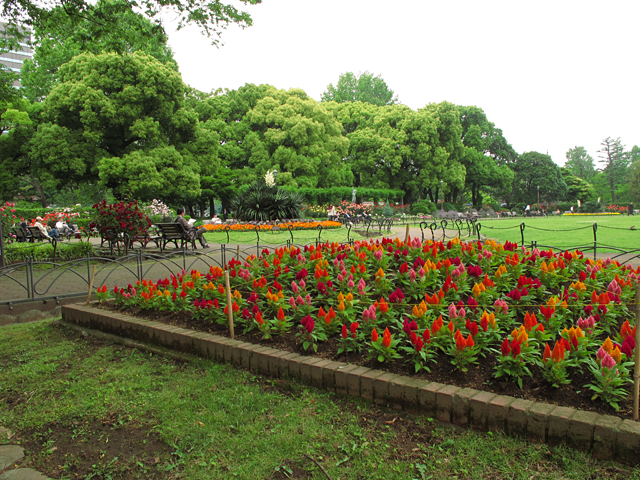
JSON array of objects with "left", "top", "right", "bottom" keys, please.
[
  {"left": 478, "top": 215, "right": 640, "bottom": 252},
  {"left": 202, "top": 226, "right": 361, "bottom": 246},
  {"left": 1, "top": 319, "right": 639, "bottom": 479}
]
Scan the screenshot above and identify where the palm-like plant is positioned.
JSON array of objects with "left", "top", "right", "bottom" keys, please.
[{"left": 231, "top": 179, "right": 303, "bottom": 221}]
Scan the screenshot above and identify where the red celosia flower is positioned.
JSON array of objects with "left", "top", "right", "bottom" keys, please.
[
  {"left": 371, "top": 328, "right": 379, "bottom": 342},
  {"left": 341, "top": 324, "right": 348, "bottom": 338},
  {"left": 277, "top": 307, "right": 285, "bottom": 321},
  {"left": 543, "top": 343, "right": 551, "bottom": 362},
  {"left": 501, "top": 337, "right": 511, "bottom": 357}
]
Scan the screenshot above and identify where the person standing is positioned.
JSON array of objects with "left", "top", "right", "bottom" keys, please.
[
  {"left": 175, "top": 208, "right": 209, "bottom": 248},
  {"left": 629, "top": 203, "right": 634, "bottom": 216},
  {"left": 223, "top": 209, "right": 227, "bottom": 222}
]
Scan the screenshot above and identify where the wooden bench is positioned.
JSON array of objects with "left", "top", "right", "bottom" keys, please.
[
  {"left": 26, "top": 225, "right": 53, "bottom": 243},
  {"left": 11, "top": 227, "right": 29, "bottom": 243},
  {"left": 155, "top": 223, "right": 196, "bottom": 252}
]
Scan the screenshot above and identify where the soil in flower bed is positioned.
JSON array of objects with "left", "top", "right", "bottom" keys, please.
[{"left": 95, "top": 303, "right": 634, "bottom": 419}]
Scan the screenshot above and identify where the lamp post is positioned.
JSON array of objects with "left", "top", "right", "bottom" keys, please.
[
  {"left": 537, "top": 185, "right": 540, "bottom": 207},
  {"left": 440, "top": 180, "right": 444, "bottom": 211}
]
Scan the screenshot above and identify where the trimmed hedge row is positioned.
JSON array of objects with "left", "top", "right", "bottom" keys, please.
[{"left": 281, "top": 187, "right": 404, "bottom": 204}]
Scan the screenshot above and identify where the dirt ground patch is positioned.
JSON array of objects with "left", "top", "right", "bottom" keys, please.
[{"left": 12, "top": 415, "right": 175, "bottom": 479}]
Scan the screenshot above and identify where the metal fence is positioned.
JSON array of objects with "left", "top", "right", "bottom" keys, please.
[{"left": 0, "top": 240, "right": 344, "bottom": 308}]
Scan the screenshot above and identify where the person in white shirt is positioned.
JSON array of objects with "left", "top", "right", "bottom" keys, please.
[
  {"left": 211, "top": 215, "right": 222, "bottom": 225},
  {"left": 34, "top": 217, "right": 51, "bottom": 239}
]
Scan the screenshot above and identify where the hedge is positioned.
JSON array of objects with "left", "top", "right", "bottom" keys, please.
[{"left": 281, "top": 187, "right": 405, "bottom": 205}]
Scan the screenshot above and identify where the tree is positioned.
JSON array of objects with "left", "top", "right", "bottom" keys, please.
[
  {"left": 0, "top": 0, "right": 260, "bottom": 49},
  {"left": 31, "top": 51, "right": 211, "bottom": 203},
  {"left": 565, "top": 146, "right": 596, "bottom": 182},
  {"left": 457, "top": 106, "right": 515, "bottom": 206},
  {"left": 560, "top": 167, "right": 596, "bottom": 202},
  {"left": 511, "top": 152, "right": 567, "bottom": 204},
  {"left": 21, "top": 0, "right": 177, "bottom": 101},
  {"left": 198, "top": 84, "right": 351, "bottom": 190},
  {"left": 598, "top": 137, "right": 628, "bottom": 203},
  {"left": 321, "top": 71, "right": 398, "bottom": 106},
  {"left": 0, "top": 66, "right": 19, "bottom": 104}
]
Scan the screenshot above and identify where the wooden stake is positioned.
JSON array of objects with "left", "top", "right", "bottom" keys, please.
[
  {"left": 236, "top": 244, "right": 240, "bottom": 261},
  {"left": 634, "top": 284, "right": 640, "bottom": 420},
  {"left": 86, "top": 264, "right": 96, "bottom": 305},
  {"left": 225, "top": 270, "right": 235, "bottom": 339},
  {"left": 404, "top": 224, "right": 410, "bottom": 244}
]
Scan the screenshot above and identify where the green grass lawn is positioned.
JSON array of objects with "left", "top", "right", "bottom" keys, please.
[
  {"left": 1, "top": 320, "right": 638, "bottom": 479},
  {"left": 477, "top": 215, "right": 640, "bottom": 252},
  {"left": 202, "top": 226, "right": 361, "bottom": 246}
]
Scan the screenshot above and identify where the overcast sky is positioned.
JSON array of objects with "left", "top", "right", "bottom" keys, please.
[{"left": 166, "top": 0, "right": 639, "bottom": 166}]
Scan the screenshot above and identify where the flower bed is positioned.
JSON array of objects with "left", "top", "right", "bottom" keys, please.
[
  {"left": 101, "top": 236, "right": 640, "bottom": 417},
  {"left": 563, "top": 213, "right": 621, "bottom": 216},
  {"left": 202, "top": 220, "right": 342, "bottom": 232}
]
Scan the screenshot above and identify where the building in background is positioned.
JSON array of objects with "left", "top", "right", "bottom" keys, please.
[{"left": 0, "top": 21, "right": 33, "bottom": 87}]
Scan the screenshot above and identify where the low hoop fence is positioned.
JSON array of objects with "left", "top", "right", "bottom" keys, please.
[
  {"left": 0, "top": 237, "right": 354, "bottom": 308},
  {"left": 475, "top": 221, "right": 640, "bottom": 264}
]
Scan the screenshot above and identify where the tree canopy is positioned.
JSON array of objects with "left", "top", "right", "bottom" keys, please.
[
  {"left": 511, "top": 152, "right": 567, "bottom": 204},
  {"left": 321, "top": 71, "right": 398, "bottom": 106},
  {"left": 32, "top": 51, "right": 211, "bottom": 202},
  {"left": 21, "top": 0, "right": 177, "bottom": 101},
  {"left": 0, "top": 0, "right": 260, "bottom": 48},
  {"left": 564, "top": 146, "right": 596, "bottom": 182}
]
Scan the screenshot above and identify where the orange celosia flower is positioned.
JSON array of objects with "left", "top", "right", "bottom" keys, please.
[
  {"left": 277, "top": 307, "right": 285, "bottom": 321},
  {"left": 602, "top": 337, "right": 614, "bottom": 355},
  {"left": 543, "top": 343, "right": 552, "bottom": 362},
  {"left": 382, "top": 328, "right": 392, "bottom": 348},
  {"left": 611, "top": 346, "right": 622, "bottom": 364},
  {"left": 375, "top": 268, "right": 385, "bottom": 280},
  {"left": 551, "top": 341, "right": 565, "bottom": 362}
]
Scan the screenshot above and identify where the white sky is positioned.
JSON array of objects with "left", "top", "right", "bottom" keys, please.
[{"left": 166, "top": 0, "right": 639, "bottom": 166}]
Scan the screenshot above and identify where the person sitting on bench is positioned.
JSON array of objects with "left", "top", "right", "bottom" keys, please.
[
  {"left": 34, "top": 217, "right": 51, "bottom": 239},
  {"left": 175, "top": 208, "right": 209, "bottom": 248}
]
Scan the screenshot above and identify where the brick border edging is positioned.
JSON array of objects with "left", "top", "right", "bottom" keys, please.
[{"left": 61, "top": 304, "right": 640, "bottom": 464}]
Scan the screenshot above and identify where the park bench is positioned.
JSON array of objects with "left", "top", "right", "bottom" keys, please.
[
  {"left": 11, "top": 227, "right": 29, "bottom": 243},
  {"left": 155, "top": 223, "right": 197, "bottom": 252},
  {"left": 26, "top": 225, "right": 53, "bottom": 243}
]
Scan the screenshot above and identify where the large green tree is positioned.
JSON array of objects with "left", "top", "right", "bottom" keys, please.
[
  {"left": 560, "top": 167, "right": 596, "bottom": 202},
  {"left": 0, "top": 0, "right": 260, "bottom": 49},
  {"left": 511, "top": 152, "right": 567, "bottom": 204},
  {"left": 197, "top": 84, "right": 351, "bottom": 191},
  {"left": 321, "top": 71, "right": 398, "bottom": 106},
  {"left": 564, "top": 146, "right": 596, "bottom": 182},
  {"left": 21, "top": 0, "right": 177, "bottom": 101},
  {"left": 31, "top": 51, "right": 213, "bottom": 203},
  {"left": 598, "top": 137, "right": 628, "bottom": 203},
  {"left": 457, "top": 106, "right": 515, "bottom": 206}
]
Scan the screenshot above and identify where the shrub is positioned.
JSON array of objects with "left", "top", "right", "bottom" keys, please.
[
  {"left": 411, "top": 200, "right": 435, "bottom": 215},
  {"left": 443, "top": 202, "right": 458, "bottom": 212},
  {"left": 91, "top": 200, "right": 151, "bottom": 239},
  {"left": 232, "top": 172, "right": 304, "bottom": 221},
  {"left": 4, "top": 241, "right": 95, "bottom": 262}
]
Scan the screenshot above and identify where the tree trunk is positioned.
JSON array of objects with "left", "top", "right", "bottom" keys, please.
[
  {"left": 187, "top": 205, "right": 194, "bottom": 217},
  {"left": 30, "top": 175, "right": 48, "bottom": 208},
  {"left": 209, "top": 197, "right": 215, "bottom": 217}
]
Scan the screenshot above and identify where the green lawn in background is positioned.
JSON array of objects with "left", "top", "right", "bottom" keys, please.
[
  {"left": 202, "top": 226, "right": 361, "bottom": 245},
  {"left": 2, "top": 320, "right": 639, "bottom": 479},
  {"left": 477, "top": 215, "right": 640, "bottom": 252}
]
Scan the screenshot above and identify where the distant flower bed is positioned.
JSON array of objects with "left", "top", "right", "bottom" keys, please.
[
  {"left": 563, "top": 213, "right": 621, "bottom": 216},
  {"left": 203, "top": 221, "right": 342, "bottom": 232}
]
